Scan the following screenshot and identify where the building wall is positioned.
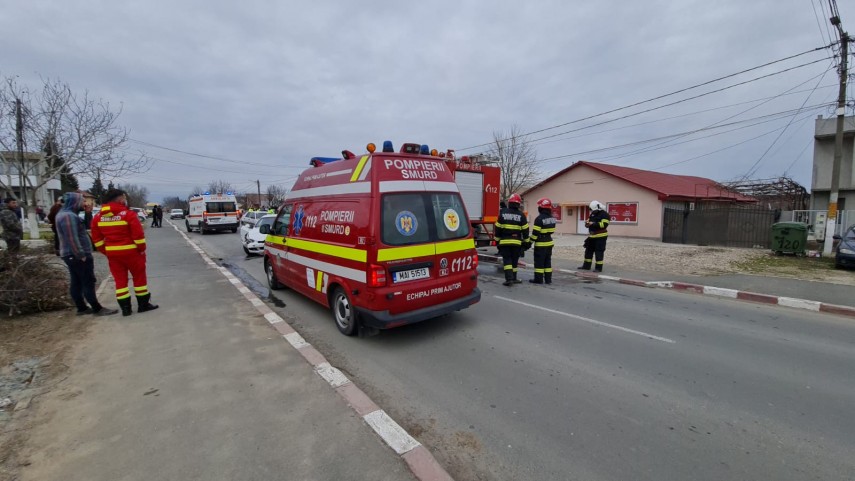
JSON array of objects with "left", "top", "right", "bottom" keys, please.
[
  {"left": 523, "top": 164, "right": 664, "bottom": 239},
  {"left": 811, "top": 116, "right": 855, "bottom": 211}
]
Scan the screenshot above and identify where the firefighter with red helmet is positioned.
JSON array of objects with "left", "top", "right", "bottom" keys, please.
[
  {"left": 494, "top": 193, "right": 529, "bottom": 286},
  {"left": 529, "top": 197, "right": 557, "bottom": 284},
  {"left": 578, "top": 200, "right": 609, "bottom": 272},
  {"left": 91, "top": 188, "right": 159, "bottom": 316}
]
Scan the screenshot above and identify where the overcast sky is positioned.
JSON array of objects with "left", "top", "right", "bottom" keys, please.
[{"left": 3, "top": 0, "right": 853, "bottom": 203}]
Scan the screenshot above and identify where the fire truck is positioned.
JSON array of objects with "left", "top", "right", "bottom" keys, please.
[{"left": 444, "top": 153, "right": 501, "bottom": 247}]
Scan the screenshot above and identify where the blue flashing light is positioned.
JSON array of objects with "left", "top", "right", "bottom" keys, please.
[
  {"left": 310, "top": 157, "right": 342, "bottom": 167},
  {"left": 420, "top": 144, "right": 430, "bottom": 155},
  {"left": 382, "top": 140, "right": 394, "bottom": 152},
  {"left": 204, "top": 191, "right": 211, "bottom": 195},
  {"left": 226, "top": 191, "right": 233, "bottom": 195}
]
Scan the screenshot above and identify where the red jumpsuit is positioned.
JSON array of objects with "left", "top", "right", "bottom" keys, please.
[{"left": 90, "top": 202, "right": 149, "bottom": 301}]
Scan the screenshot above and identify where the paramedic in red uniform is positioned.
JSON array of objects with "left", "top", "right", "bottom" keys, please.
[{"left": 90, "top": 188, "right": 159, "bottom": 316}]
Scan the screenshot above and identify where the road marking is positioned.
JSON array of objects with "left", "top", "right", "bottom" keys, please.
[
  {"left": 494, "top": 295, "right": 676, "bottom": 344},
  {"left": 363, "top": 410, "right": 421, "bottom": 455}
]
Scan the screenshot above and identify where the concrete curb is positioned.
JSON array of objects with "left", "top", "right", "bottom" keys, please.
[
  {"left": 477, "top": 254, "right": 855, "bottom": 319},
  {"left": 168, "top": 221, "right": 454, "bottom": 481}
]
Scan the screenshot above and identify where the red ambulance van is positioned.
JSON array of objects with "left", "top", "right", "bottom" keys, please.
[{"left": 262, "top": 141, "right": 481, "bottom": 336}]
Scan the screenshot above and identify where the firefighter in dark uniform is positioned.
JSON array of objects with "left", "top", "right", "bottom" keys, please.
[
  {"left": 494, "top": 193, "right": 529, "bottom": 286},
  {"left": 529, "top": 198, "right": 557, "bottom": 284},
  {"left": 578, "top": 200, "right": 609, "bottom": 272}
]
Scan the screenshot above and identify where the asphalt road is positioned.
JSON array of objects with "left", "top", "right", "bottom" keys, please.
[{"left": 182, "top": 223, "right": 855, "bottom": 481}]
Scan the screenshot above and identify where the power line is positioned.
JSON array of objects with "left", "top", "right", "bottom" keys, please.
[
  {"left": 129, "top": 138, "right": 292, "bottom": 169},
  {"left": 455, "top": 45, "right": 835, "bottom": 152}
]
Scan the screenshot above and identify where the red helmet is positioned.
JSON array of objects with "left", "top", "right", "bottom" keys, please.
[
  {"left": 508, "top": 193, "right": 522, "bottom": 204},
  {"left": 537, "top": 197, "right": 552, "bottom": 209}
]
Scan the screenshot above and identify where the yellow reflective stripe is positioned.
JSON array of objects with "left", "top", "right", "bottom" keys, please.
[
  {"left": 286, "top": 238, "right": 367, "bottom": 262},
  {"left": 116, "top": 287, "right": 130, "bottom": 294},
  {"left": 93, "top": 240, "right": 105, "bottom": 247},
  {"left": 350, "top": 155, "right": 370, "bottom": 182},
  {"left": 266, "top": 235, "right": 286, "bottom": 246},
  {"left": 98, "top": 221, "right": 128, "bottom": 227},
  {"left": 134, "top": 285, "right": 148, "bottom": 292},
  {"left": 134, "top": 239, "right": 146, "bottom": 245},
  {"left": 590, "top": 232, "right": 608, "bottom": 238},
  {"left": 315, "top": 270, "right": 323, "bottom": 291},
  {"left": 106, "top": 244, "right": 138, "bottom": 251},
  {"left": 435, "top": 238, "right": 474, "bottom": 255},
  {"left": 377, "top": 244, "right": 434, "bottom": 262},
  {"left": 116, "top": 293, "right": 131, "bottom": 300},
  {"left": 100, "top": 207, "right": 111, "bottom": 213}
]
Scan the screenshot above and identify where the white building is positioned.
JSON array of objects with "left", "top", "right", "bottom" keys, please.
[{"left": 0, "top": 151, "right": 61, "bottom": 208}]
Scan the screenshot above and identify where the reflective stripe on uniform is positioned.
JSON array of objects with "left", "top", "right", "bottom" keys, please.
[
  {"left": 134, "top": 239, "right": 146, "bottom": 245},
  {"left": 98, "top": 220, "right": 128, "bottom": 227},
  {"left": 94, "top": 240, "right": 105, "bottom": 247},
  {"left": 106, "top": 244, "right": 138, "bottom": 251}
]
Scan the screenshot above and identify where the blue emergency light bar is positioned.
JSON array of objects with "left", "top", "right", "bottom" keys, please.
[{"left": 310, "top": 157, "right": 342, "bottom": 167}]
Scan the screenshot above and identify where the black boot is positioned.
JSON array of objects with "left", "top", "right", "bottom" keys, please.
[
  {"left": 544, "top": 272, "right": 552, "bottom": 284},
  {"left": 594, "top": 264, "right": 603, "bottom": 273},
  {"left": 577, "top": 261, "right": 591, "bottom": 270},
  {"left": 529, "top": 273, "right": 543, "bottom": 284},
  {"left": 137, "top": 293, "right": 159, "bottom": 313},
  {"left": 512, "top": 272, "right": 522, "bottom": 284},
  {"left": 503, "top": 270, "right": 513, "bottom": 286},
  {"left": 118, "top": 298, "right": 133, "bottom": 317}
]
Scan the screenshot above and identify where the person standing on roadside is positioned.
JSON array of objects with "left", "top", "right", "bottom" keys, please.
[
  {"left": 55, "top": 192, "right": 118, "bottom": 316},
  {"left": 494, "top": 193, "right": 529, "bottom": 286},
  {"left": 47, "top": 197, "right": 64, "bottom": 255},
  {"left": 0, "top": 197, "right": 24, "bottom": 254},
  {"left": 155, "top": 205, "right": 164, "bottom": 227},
  {"left": 578, "top": 200, "right": 610, "bottom": 272},
  {"left": 91, "top": 188, "right": 159, "bottom": 317},
  {"left": 529, "top": 198, "right": 557, "bottom": 284}
]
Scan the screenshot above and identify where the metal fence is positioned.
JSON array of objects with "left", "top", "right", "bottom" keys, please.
[
  {"left": 663, "top": 204, "right": 776, "bottom": 248},
  {"left": 781, "top": 210, "right": 854, "bottom": 238}
]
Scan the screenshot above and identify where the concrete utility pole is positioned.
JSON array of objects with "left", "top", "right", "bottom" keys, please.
[
  {"left": 823, "top": 9, "right": 851, "bottom": 255},
  {"left": 256, "top": 179, "right": 261, "bottom": 208}
]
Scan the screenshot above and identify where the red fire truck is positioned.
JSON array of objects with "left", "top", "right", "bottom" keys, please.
[{"left": 444, "top": 153, "right": 501, "bottom": 247}]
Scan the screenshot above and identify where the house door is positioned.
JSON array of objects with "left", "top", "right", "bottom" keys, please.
[{"left": 577, "top": 206, "right": 589, "bottom": 234}]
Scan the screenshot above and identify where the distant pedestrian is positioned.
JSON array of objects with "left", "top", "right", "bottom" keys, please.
[
  {"left": 0, "top": 197, "right": 24, "bottom": 254},
  {"left": 529, "top": 198, "right": 557, "bottom": 284},
  {"left": 578, "top": 200, "right": 609, "bottom": 272},
  {"left": 47, "top": 197, "right": 64, "bottom": 256},
  {"left": 91, "top": 188, "right": 159, "bottom": 316},
  {"left": 55, "top": 192, "right": 118, "bottom": 316},
  {"left": 495, "top": 193, "right": 529, "bottom": 286},
  {"left": 151, "top": 205, "right": 162, "bottom": 228}
]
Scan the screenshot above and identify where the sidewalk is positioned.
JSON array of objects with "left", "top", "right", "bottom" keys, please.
[{"left": 19, "top": 224, "right": 445, "bottom": 481}]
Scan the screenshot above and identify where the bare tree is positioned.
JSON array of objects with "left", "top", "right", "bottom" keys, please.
[
  {"left": 485, "top": 125, "right": 540, "bottom": 201},
  {"left": 206, "top": 179, "right": 233, "bottom": 194},
  {"left": 118, "top": 183, "right": 148, "bottom": 208},
  {"left": 266, "top": 184, "right": 287, "bottom": 207},
  {"left": 0, "top": 76, "right": 149, "bottom": 237},
  {"left": 161, "top": 196, "right": 187, "bottom": 210},
  {"left": 188, "top": 185, "right": 204, "bottom": 197}
]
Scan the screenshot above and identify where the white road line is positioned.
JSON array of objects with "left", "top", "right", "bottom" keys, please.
[
  {"left": 494, "top": 295, "right": 676, "bottom": 344},
  {"left": 363, "top": 410, "right": 421, "bottom": 455}
]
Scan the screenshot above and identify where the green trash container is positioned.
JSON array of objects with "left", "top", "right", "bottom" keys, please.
[{"left": 770, "top": 222, "right": 808, "bottom": 255}]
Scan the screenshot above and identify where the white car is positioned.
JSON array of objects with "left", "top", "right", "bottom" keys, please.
[
  {"left": 130, "top": 207, "right": 147, "bottom": 222},
  {"left": 240, "top": 214, "right": 277, "bottom": 255},
  {"left": 169, "top": 208, "right": 185, "bottom": 219},
  {"left": 239, "top": 211, "right": 267, "bottom": 229}
]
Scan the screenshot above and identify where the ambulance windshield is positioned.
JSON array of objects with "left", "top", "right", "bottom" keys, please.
[
  {"left": 206, "top": 202, "right": 236, "bottom": 213},
  {"left": 381, "top": 193, "right": 470, "bottom": 246}
]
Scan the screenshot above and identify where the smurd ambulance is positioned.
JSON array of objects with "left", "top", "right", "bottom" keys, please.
[
  {"left": 186, "top": 192, "right": 239, "bottom": 234},
  {"left": 262, "top": 141, "right": 481, "bottom": 336}
]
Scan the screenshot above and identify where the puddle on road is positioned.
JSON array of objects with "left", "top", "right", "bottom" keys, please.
[{"left": 220, "top": 261, "right": 286, "bottom": 307}]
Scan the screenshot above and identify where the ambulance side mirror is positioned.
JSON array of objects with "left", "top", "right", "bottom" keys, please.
[{"left": 259, "top": 224, "right": 270, "bottom": 235}]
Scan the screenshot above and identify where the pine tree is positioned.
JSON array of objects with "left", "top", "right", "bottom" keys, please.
[{"left": 90, "top": 175, "right": 106, "bottom": 203}]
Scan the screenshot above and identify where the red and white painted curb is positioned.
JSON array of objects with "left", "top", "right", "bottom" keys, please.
[
  {"left": 478, "top": 253, "right": 855, "bottom": 319},
  {"left": 170, "top": 222, "right": 453, "bottom": 481}
]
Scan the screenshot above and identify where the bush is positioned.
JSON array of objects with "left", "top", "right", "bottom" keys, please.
[{"left": 0, "top": 251, "right": 71, "bottom": 317}]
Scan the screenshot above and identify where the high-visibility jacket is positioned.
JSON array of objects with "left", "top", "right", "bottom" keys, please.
[
  {"left": 90, "top": 202, "right": 147, "bottom": 255},
  {"left": 494, "top": 206, "right": 529, "bottom": 247},
  {"left": 531, "top": 212, "right": 557, "bottom": 247},
  {"left": 586, "top": 210, "right": 609, "bottom": 239}
]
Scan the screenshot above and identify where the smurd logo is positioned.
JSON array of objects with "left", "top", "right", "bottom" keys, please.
[
  {"left": 293, "top": 205, "right": 305, "bottom": 235},
  {"left": 395, "top": 211, "right": 418, "bottom": 237}
]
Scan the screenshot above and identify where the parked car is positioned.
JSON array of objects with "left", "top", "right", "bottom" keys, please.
[
  {"left": 129, "top": 207, "right": 147, "bottom": 222},
  {"left": 240, "top": 214, "right": 278, "bottom": 255},
  {"left": 169, "top": 208, "right": 185, "bottom": 219},
  {"left": 239, "top": 211, "right": 266, "bottom": 229},
  {"left": 834, "top": 225, "right": 855, "bottom": 269}
]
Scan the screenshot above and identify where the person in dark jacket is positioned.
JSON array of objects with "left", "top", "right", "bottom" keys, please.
[
  {"left": 47, "top": 197, "right": 64, "bottom": 255},
  {"left": 578, "top": 200, "right": 610, "bottom": 272},
  {"left": 494, "top": 193, "right": 529, "bottom": 286},
  {"left": 55, "top": 192, "right": 117, "bottom": 316},
  {"left": 1, "top": 197, "right": 23, "bottom": 254},
  {"left": 529, "top": 198, "right": 557, "bottom": 284}
]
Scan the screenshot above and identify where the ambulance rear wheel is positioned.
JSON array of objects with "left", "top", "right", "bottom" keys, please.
[
  {"left": 185, "top": 220, "right": 191, "bottom": 232},
  {"left": 200, "top": 223, "right": 207, "bottom": 235},
  {"left": 331, "top": 287, "right": 358, "bottom": 336},
  {"left": 265, "top": 258, "right": 283, "bottom": 290}
]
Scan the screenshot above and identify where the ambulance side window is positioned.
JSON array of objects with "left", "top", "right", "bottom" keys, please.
[{"left": 273, "top": 205, "right": 292, "bottom": 236}]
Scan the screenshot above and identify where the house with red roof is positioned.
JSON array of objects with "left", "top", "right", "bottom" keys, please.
[{"left": 521, "top": 161, "right": 756, "bottom": 240}]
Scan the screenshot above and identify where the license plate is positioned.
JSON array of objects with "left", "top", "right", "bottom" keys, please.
[{"left": 393, "top": 267, "right": 430, "bottom": 283}]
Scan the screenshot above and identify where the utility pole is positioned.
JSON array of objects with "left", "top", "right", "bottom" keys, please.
[
  {"left": 823, "top": 6, "right": 851, "bottom": 256},
  {"left": 15, "top": 99, "right": 25, "bottom": 208},
  {"left": 256, "top": 179, "right": 261, "bottom": 209}
]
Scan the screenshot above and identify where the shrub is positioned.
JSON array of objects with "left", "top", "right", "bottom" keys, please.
[{"left": 0, "top": 251, "right": 71, "bottom": 317}]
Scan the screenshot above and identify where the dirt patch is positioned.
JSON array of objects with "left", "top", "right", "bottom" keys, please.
[{"left": 0, "top": 310, "right": 94, "bottom": 480}]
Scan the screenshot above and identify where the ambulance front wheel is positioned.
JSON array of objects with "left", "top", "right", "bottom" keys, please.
[
  {"left": 331, "top": 287, "right": 359, "bottom": 336},
  {"left": 265, "top": 258, "right": 283, "bottom": 290}
]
